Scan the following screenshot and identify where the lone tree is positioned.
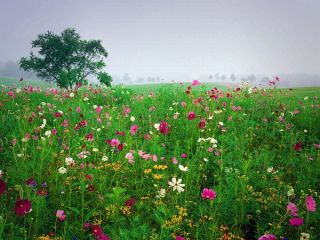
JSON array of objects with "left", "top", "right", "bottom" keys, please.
[{"left": 20, "top": 28, "right": 112, "bottom": 89}]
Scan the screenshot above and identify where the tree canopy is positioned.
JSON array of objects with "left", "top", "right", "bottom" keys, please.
[{"left": 20, "top": 28, "right": 112, "bottom": 89}]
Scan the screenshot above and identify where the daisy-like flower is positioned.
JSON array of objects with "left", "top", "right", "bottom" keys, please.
[
  {"left": 178, "top": 165, "right": 189, "bottom": 172},
  {"left": 65, "top": 157, "right": 74, "bottom": 166},
  {"left": 300, "top": 232, "right": 310, "bottom": 240},
  {"left": 130, "top": 116, "right": 135, "bottom": 122},
  {"left": 168, "top": 177, "right": 185, "bottom": 193},
  {"left": 102, "top": 155, "right": 108, "bottom": 161},
  {"left": 58, "top": 167, "right": 67, "bottom": 174}
]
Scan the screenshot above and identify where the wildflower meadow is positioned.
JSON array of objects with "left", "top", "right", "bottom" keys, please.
[{"left": 0, "top": 79, "right": 319, "bottom": 240}]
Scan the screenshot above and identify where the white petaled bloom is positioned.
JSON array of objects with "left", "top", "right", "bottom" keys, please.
[
  {"left": 17, "top": 153, "right": 24, "bottom": 158},
  {"left": 130, "top": 116, "right": 135, "bottom": 122},
  {"left": 58, "top": 110, "right": 63, "bottom": 115},
  {"left": 96, "top": 128, "right": 101, "bottom": 132},
  {"left": 102, "top": 155, "right": 108, "bottom": 161},
  {"left": 304, "top": 129, "right": 307, "bottom": 133},
  {"left": 92, "top": 148, "right": 99, "bottom": 152},
  {"left": 203, "top": 158, "right": 208, "bottom": 162},
  {"left": 93, "top": 105, "right": 97, "bottom": 109},
  {"left": 84, "top": 97, "right": 89, "bottom": 101},
  {"left": 178, "top": 165, "right": 189, "bottom": 172},
  {"left": 40, "top": 119, "right": 47, "bottom": 129},
  {"left": 0, "top": 170, "right": 3, "bottom": 176},
  {"left": 168, "top": 177, "right": 185, "bottom": 193},
  {"left": 65, "top": 157, "right": 74, "bottom": 166},
  {"left": 218, "top": 122, "right": 224, "bottom": 126},
  {"left": 154, "top": 123, "right": 160, "bottom": 130},
  {"left": 16, "top": 88, "right": 22, "bottom": 93},
  {"left": 304, "top": 96, "right": 309, "bottom": 101},
  {"left": 41, "top": 102, "right": 46, "bottom": 106},
  {"left": 169, "top": 107, "right": 173, "bottom": 111},
  {"left": 69, "top": 92, "right": 74, "bottom": 98},
  {"left": 44, "top": 130, "right": 51, "bottom": 137},
  {"left": 300, "top": 233, "right": 310, "bottom": 240},
  {"left": 247, "top": 88, "right": 253, "bottom": 94},
  {"left": 58, "top": 167, "right": 67, "bottom": 174},
  {"left": 156, "top": 188, "right": 166, "bottom": 198}
]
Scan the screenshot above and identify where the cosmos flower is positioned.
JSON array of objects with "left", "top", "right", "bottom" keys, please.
[
  {"left": 258, "top": 234, "right": 277, "bottom": 240},
  {"left": 159, "top": 121, "right": 170, "bottom": 134},
  {"left": 305, "top": 195, "right": 316, "bottom": 212},
  {"left": 0, "top": 179, "right": 6, "bottom": 195},
  {"left": 168, "top": 177, "right": 185, "bottom": 193},
  {"left": 15, "top": 199, "right": 32, "bottom": 216},
  {"left": 187, "top": 111, "right": 196, "bottom": 120},
  {"left": 56, "top": 210, "right": 66, "bottom": 221},
  {"left": 287, "top": 202, "right": 298, "bottom": 216},
  {"left": 130, "top": 124, "right": 138, "bottom": 135},
  {"left": 58, "top": 167, "right": 67, "bottom": 174},
  {"left": 201, "top": 188, "right": 216, "bottom": 200},
  {"left": 65, "top": 157, "right": 75, "bottom": 166},
  {"left": 289, "top": 217, "right": 304, "bottom": 227}
]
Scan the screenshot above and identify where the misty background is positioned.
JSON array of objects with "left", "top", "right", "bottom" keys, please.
[{"left": 0, "top": 0, "right": 319, "bottom": 87}]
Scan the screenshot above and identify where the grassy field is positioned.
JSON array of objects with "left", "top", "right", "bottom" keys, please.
[{"left": 0, "top": 78, "right": 320, "bottom": 240}]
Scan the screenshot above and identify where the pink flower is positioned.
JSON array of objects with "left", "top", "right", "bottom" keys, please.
[
  {"left": 152, "top": 155, "right": 158, "bottom": 162},
  {"left": 130, "top": 124, "right": 138, "bottom": 135},
  {"left": 199, "top": 118, "right": 206, "bottom": 129},
  {"left": 181, "top": 153, "right": 187, "bottom": 158},
  {"left": 159, "top": 121, "right": 170, "bottom": 134},
  {"left": 14, "top": 199, "right": 32, "bottom": 216},
  {"left": 85, "top": 133, "right": 94, "bottom": 142},
  {"left": 258, "top": 234, "right": 277, "bottom": 240},
  {"left": 289, "top": 217, "right": 304, "bottom": 226},
  {"left": 51, "top": 129, "right": 57, "bottom": 135},
  {"left": 201, "top": 188, "right": 216, "bottom": 200},
  {"left": 287, "top": 202, "right": 298, "bottom": 216},
  {"left": 76, "top": 106, "right": 81, "bottom": 112},
  {"left": 187, "top": 111, "right": 196, "bottom": 120},
  {"left": 125, "top": 152, "right": 134, "bottom": 164},
  {"left": 96, "top": 106, "right": 102, "bottom": 114},
  {"left": 172, "top": 157, "right": 178, "bottom": 164},
  {"left": 232, "top": 106, "right": 237, "bottom": 111},
  {"left": 176, "top": 236, "right": 185, "bottom": 240},
  {"left": 56, "top": 210, "right": 66, "bottom": 221},
  {"left": 181, "top": 102, "right": 187, "bottom": 107},
  {"left": 7, "top": 91, "right": 15, "bottom": 98},
  {"left": 305, "top": 195, "right": 316, "bottom": 212},
  {"left": 192, "top": 80, "right": 200, "bottom": 86}
]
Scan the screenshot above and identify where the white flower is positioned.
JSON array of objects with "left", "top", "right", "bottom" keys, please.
[
  {"left": 44, "top": 130, "right": 51, "bottom": 137},
  {"left": 247, "top": 88, "right": 253, "bottom": 94},
  {"left": 93, "top": 105, "right": 97, "bottom": 109},
  {"left": 84, "top": 97, "right": 89, "bottom": 101},
  {"left": 203, "top": 158, "right": 208, "bottom": 162},
  {"left": 69, "top": 92, "right": 74, "bottom": 98},
  {"left": 304, "top": 129, "right": 307, "bottom": 133},
  {"left": 178, "top": 165, "right": 189, "bottom": 172},
  {"left": 304, "top": 96, "right": 309, "bottom": 101},
  {"left": 58, "top": 167, "right": 67, "bottom": 174},
  {"left": 40, "top": 119, "right": 47, "bottom": 129},
  {"left": 300, "top": 232, "right": 310, "bottom": 240},
  {"left": 65, "top": 157, "right": 74, "bottom": 166},
  {"left": 218, "top": 122, "right": 224, "bottom": 126},
  {"left": 16, "top": 88, "right": 22, "bottom": 93},
  {"left": 156, "top": 188, "right": 166, "bottom": 198},
  {"left": 130, "top": 116, "right": 135, "bottom": 122},
  {"left": 154, "top": 123, "right": 160, "bottom": 130},
  {"left": 169, "top": 107, "right": 173, "bottom": 111},
  {"left": 92, "top": 148, "right": 99, "bottom": 152},
  {"left": 168, "top": 177, "right": 185, "bottom": 193},
  {"left": 102, "top": 155, "right": 109, "bottom": 161},
  {"left": 17, "top": 153, "right": 24, "bottom": 158}
]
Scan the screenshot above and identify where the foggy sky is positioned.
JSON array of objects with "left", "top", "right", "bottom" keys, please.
[{"left": 1, "top": 0, "right": 319, "bottom": 80}]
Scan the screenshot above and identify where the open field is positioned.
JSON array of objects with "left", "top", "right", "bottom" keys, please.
[{"left": 0, "top": 80, "right": 320, "bottom": 239}]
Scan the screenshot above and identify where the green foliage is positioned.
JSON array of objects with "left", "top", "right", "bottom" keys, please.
[
  {"left": 19, "top": 28, "right": 109, "bottom": 89},
  {"left": 97, "top": 72, "right": 112, "bottom": 87}
]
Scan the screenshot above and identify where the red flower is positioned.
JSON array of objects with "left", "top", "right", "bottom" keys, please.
[
  {"left": 91, "top": 225, "right": 103, "bottom": 237},
  {"left": 117, "top": 143, "right": 124, "bottom": 151},
  {"left": 125, "top": 198, "right": 136, "bottom": 207},
  {"left": 188, "top": 111, "right": 196, "bottom": 120},
  {"left": 199, "top": 118, "right": 206, "bottom": 129},
  {"left": 54, "top": 112, "right": 62, "bottom": 118},
  {"left": 87, "top": 185, "right": 94, "bottom": 192},
  {"left": 0, "top": 179, "right": 7, "bottom": 195},
  {"left": 85, "top": 133, "right": 94, "bottom": 142},
  {"left": 15, "top": 199, "right": 32, "bottom": 216},
  {"left": 36, "top": 189, "right": 48, "bottom": 196},
  {"left": 293, "top": 142, "right": 302, "bottom": 152},
  {"left": 159, "top": 121, "right": 170, "bottom": 134}
]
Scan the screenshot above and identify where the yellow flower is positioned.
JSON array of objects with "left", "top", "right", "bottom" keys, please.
[
  {"left": 153, "top": 174, "right": 163, "bottom": 180},
  {"left": 144, "top": 168, "right": 152, "bottom": 174}
]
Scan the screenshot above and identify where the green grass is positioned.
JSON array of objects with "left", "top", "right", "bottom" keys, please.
[{"left": 0, "top": 79, "right": 320, "bottom": 240}]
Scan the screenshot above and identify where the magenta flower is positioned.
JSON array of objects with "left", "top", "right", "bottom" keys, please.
[
  {"left": 199, "top": 118, "right": 206, "bottom": 129},
  {"left": 287, "top": 202, "right": 298, "bottom": 216},
  {"left": 201, "top": 188, "right": 216, "bottom": 200},
  {"left": 0, "top": 179, "right": 7, "bottom": 195},
  {"left": 56, "top": 210, "right": 66, "bottom": 221},
  {"left": 289, "top": 217, "right": 304, "bottom": 226},
  {"left": 176, "top": 236, "right": 185, "bottom": 240},
  {"left": 130, "top": 124, "right": 138, "bottom": 135},
  {"left": 258, "top": 234, "right": 277, "bottom": 240},
  {"left": 96, "top": 106, "right": 102, "bottom": 114},
  {"left": 85, "top": 133, "right": 94, "bottom": 142},
  {"left": 293, "top": 142, "right": 302, "bottom": 151},
  {"left": 14, "top": 199, "right": 32, "bottom": 216},
  {"left": 305, "top": 195, "right": 316, "bottom": 212},
  {"left": 76, "top": 106, "right": 81, "bottom": 112},
  {"left": 192, "top": 80, "right": 200, "bottom": 86},
  {"left": 159, "top": 121, "right": 170, "bottom": 134},
  {"left": 187, "top": 111, "right": 196, "bottom": 120},
  {"left": 7, "top": 91, "right": 15, "bottom": 98},
  {"left": 51, "top": 128, "right": 57, "bottom": 135}
]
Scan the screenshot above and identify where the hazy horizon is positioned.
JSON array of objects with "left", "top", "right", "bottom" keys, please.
[{"left": 1, "top": 0, "right": 320, "bottom": 82}]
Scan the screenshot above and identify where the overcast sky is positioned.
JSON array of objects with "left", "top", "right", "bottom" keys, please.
[{"left": 0, "top": 0, "right": 319, "bottom": 79}]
